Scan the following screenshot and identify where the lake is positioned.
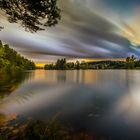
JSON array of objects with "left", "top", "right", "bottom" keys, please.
[{"left": 1, "top": 70, "right": 140, "bottom": 139}]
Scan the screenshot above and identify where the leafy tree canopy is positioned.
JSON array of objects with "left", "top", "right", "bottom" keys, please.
[
  {"left": 0, "top": 0, "right": 61, "bottom": 32},
  {"left": 0, "top": 40, "right": 36, "bottom": 71}
]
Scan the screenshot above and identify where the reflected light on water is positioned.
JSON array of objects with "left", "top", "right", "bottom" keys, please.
[
  {"left": 115, "top": 87, "right": 140, "bottom": 127},
  {"left": 26, "top": 70, "right": 128, "bottom": 85},
  {"left": 1, "top": 70, "right": 140, "bottom": 139}
]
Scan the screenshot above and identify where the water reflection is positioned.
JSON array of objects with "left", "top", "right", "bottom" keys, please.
[
  {"left": 26, "top": 70, "right": 129, "bottom": 86},
  {"left": 0, "top": 71, "right": 29, "bottom": 99},
  {"left": 1, "top": 70, "right": 140, "bottom": 139}
]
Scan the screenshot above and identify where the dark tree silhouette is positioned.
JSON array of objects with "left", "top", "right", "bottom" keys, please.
[
  {"left": 44, "top": 57, "right": 140, "bottom": 70},
  {"left": 0, "top": 0, "right": 61, "bottom": 32},
  {"left": 126, "top": 55, "right": 136, "bottom": 69}
]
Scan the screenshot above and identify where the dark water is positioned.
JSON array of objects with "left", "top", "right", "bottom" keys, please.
[{"left": 1, "top": 70, "right": 140, "bottom": 139}]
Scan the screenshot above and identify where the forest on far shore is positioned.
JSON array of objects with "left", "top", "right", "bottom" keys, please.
[{"left": 44, "top": 56, "right": 140, "bottom": 70}]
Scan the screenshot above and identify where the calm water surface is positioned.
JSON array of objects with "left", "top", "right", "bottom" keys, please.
[{"left": 1, "top": 70, "right": 140, "bottom": 139}]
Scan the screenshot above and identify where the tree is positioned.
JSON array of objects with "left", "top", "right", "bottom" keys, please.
[
  {"left": 126, "top": 55, "right": 136, "bottom": 69},
  {"left": 75, "top": 61, "right": 80, "bottom": 70},
  {"left": 55, "top": 58, "right": 66, "bottom": 70},
  {"left": 0, "top": 0, "right": 61, "bottom": 32},
  {"left": 0, "top": 40, "right": 35, "bottom": 71},
  {"left": 0, "top": 47, "right": 5, "bottom": 58}
]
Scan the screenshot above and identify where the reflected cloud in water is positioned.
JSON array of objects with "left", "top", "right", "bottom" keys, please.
[{"left": 1, "top": 70, "right": 140, "bottom": 139}]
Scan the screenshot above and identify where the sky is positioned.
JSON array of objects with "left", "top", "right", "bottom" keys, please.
[{"left": 1, "top": 0, "right": 140, "bottom": 63}]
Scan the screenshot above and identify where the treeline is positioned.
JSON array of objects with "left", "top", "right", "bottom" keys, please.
[
  {"left": 44, "top": 56, "right": 140, "bottom": 70},
  {"left": 0, "top": 40, "right": 35, "bottom": 72}
]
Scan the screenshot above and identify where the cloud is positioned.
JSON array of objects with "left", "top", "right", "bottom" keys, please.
[{"left": 0, "top": 0, "right": 140, "bottom": 63}]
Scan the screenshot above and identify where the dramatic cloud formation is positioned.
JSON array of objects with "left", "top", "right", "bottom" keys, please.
[{"left": 1, "top": 0, "right": 140, "bottom": 63}]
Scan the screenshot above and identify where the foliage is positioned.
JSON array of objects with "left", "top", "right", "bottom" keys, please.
[
  {"left": 0, "top": 0, "right": 61, "bottom": 32},
  {"left": 44, "top": 56, "right": 140, "bottom": 70},
  {"left": 0, "top": 40, "right": 36, "bottom": 72},
  {"left": 56, "top": 58, "right": 66, "bottom": 70},
  {"left": 21, "top": 121, "right": 71, "bottom": 140},
  {"left": 0, "top": 119, "right": 72, "bottom": 140},
  {"left": 0, "top": 41, "right": 35, "bottom": 97},
  {"left": 126, "top": 55, "right": 136, "bottom": 69},
  {"left": 0, "top": 118, "right": 94, "bottom": 140}
]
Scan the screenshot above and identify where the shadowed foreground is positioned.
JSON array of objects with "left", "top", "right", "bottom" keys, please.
[{"left": 0, "top": 115, "right": 94, "bottom": 140}]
